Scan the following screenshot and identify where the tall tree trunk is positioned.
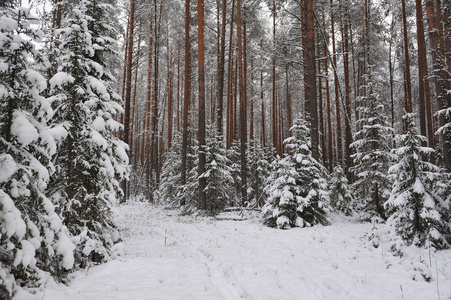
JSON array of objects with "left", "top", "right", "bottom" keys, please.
[
  {"left": 167, "top": 49, "right": 174, "bottom": 150},
  {"left": 217, "top": 0, "right": 227, "bottom": 135},
  {"left": 197, "top": 0, "right": 207, "bottom": 210},
  {"left": 226, "top": 0, "right": 235, "bottom": 148},
  {"left": 272, "top": 0, "right": 277, "bottom": 154},
  {"left": 181, "top": 0, "right": 191, "bottom": 206},
  {"left": 145, "top": 14, "right": 154, "bottom": 198},
  {"left": 330, "top": 0, "right": 342, "bottom": 166},
  {"left": 401, "top": 0, "right": 413, "bottom": 114},
  {"left": 121, "top": 0, "right": 135, "bottom": 203},
  {"left": 416, "top": 0, "right": 435, "bottom": 149},
  {"left": 261, "top": 67, "right": 266, "bottom": 147},
  {"left": 285, "top": 65, "right": 292, "bottom": 138},
  {"left": 304, "top": 0, "right": 319, "bottom": 160},
  {"left": 342, "top": 1, "right": 353, "bottom": 180},
  {"left": 237, "top": 0, "right": 247, "bottom": 205},
  {"left": 151, "top": 0, "right": 161, "bottom": 191}
]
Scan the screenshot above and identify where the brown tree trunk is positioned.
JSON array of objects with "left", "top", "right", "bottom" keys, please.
[
  {"left": 285, "top": 65, "right": 292, "bottom": 138},
  {"left": 226, "top": 0, "right": 235, "bottom": 148},
  {"left": 342, "top": 1, "right": 353, "bottom": 180},
  {"left": 217, "top": 0, "right": 227, "bottom": 135},
  {"left": 167, "top": 49, "right": 174, "bottom": 150},
  {"left": 181, "top": 0, "right": 191, "bottom": 206},
  {"left": 416, "top": 0, "right": 435, "bottom": 149},
  {"left": 304, "top": 0, "right": 319, "bottom": 160},
  {"left": 330, "top": 0, "right": 342, "bottom": 166},
  {"left": 237, "top": 0, "right": 247, "bottom": 205},
  {"left": 401, "top": 0, "right": 413, "bottom": 115},
  {"left": 261, "top": 67, "right": 266, "bottom": 148},
  {"left": 144, "top": 15, "right": 153, "bottom": 197},
  {"left": 121, "top": 0, "right": 135, "bottom": 202},
  {"left": 197, "top": 0, "right": 207, "bottom": 210},
  {"left": 272, "top": 0, "right": 277, "bottom": 153}
]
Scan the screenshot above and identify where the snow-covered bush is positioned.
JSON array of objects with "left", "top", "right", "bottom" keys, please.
[
  {"left": 262, "top": 118, "right": 330, "bottom": 229},
  {"left": 385, "top": 113, "right": 450, "bottom": 249},
  {"left": 0, "top": 5, "right": 75, "bottom": 296},
  {"left": 47, "top": 0, "right": 128, "bottom": 268},
  {"left": 329, "top": 166, "right": 354, "bottom": 215}
]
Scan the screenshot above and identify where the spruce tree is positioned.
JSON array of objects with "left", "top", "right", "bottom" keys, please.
[
  {"left": 0, "top": 5, "right": 74, "bottom": 296},
  {"left": 329, "top": 166, "right": 354, "bottom": 216},
  {"left": 47, "top": 0, "right": 128, "bottom": 267},
  {"left": 385, "top": 114, "right": 450, "bottom": 249},
  {"left": 247, "top": 143, "right": 272, "bottom": 207},
  {"left": 350, "top": 81, "right": 395, "bottom": 220},
  {"left": 201, "top": 128, "right": 233, "bottom": 212},
  {"left": 262, "top": 119, "right": 329, "bottom": 229},
  {"left": 158, "top": 133, "right": 183, "bottom": 207}
]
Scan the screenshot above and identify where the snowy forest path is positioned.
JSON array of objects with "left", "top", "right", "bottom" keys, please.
[{"left": 36, "top": 201, "right": 451, "bottom": 300}]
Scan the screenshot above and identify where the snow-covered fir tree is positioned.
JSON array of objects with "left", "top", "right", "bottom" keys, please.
[
  {"left": 0, "top": 5, "right": 74, "bottom": 297},
  {"left": 201, "top": 128, "right": 233, "bottom": 212},
  {"left": 385, "top": 113, "right": 450, "bottom": 249},
  {"left": 329, "top": 166, "right": 354, "bottom": 216},
  {"left": 262, "top": 118, "right": 329, "bottom": 229},
  {"left": 247, "top": 143, "right": 272, "bottom": 207},
  {"left": 158, "top": 133, "right": 183, "bottom": 207},
  {"left": 47, "top": 0, "right": 128, "bottom": 267},
  {"left": 350, "top": 81, "right": 395, "bottom": 220}
]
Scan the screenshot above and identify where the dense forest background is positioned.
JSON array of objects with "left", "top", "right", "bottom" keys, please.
[{"left": 1, "top": 0, "right": 451, "bottom": 298}]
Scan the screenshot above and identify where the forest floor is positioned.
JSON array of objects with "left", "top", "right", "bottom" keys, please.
[{"left": 19, "top": 199, "right": 451, "bottom": 300}]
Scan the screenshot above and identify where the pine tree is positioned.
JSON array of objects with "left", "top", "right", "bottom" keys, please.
[
  {"left": 385, "top": 113, "right": 450, "bottom": 249},
  {"left": 262, "top": 119, "right": 329, "bottom": 229},
  {"left": 47, "top": 0, "right": 128, "bottom": 268},
  {"left": 350, "top": 81, "right": 395, "bottom": 220},
  {"left": 329, "top": 166, "right": 354, "bottom": 216},
  {"left": 0, "top": 5, "right": 74, "bottom": 296}
]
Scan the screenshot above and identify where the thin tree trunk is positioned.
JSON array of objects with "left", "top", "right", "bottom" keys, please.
[
  {"left": 272, "top": 0, "right": 277, "bottom": 153},
  {"left": 237, "top": 0, "right": 247, "bottom": 205},
  {"left": 304, "top": 0, "right": 319, "bottom": 160},
  {"left": 121, "top": 0, "right": 135, "bottom": 202},
  {"left": 416, "top": 0, "right": 435, "bottom": 149},
  {"left": 342, "top": 1, "right": 353, "bottom": 180},
  {"left": 330, "top": 0, "right": 342, "bottom": 165},
  {"left": 217, "top": 0, "right": 227, "bottom": 135},
  {"left": 181, "top": 0, "right": 191, "bottom": 206},
  {"left": 401, "top": 0, "right": 413, "bottom": 114},
  {"left": 197, "top": 0, "right": 207, "bottom": 210},
  {"left": 261, "top": 68, "right": 266, "bottom": 148},
  {"left": 226, "top": 0, "right": 235, "bottom": 148}
]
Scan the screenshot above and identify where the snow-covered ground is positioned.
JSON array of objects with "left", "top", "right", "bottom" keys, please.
[{"left": 18, "top": 200, "right": 451, "bottom": 300}]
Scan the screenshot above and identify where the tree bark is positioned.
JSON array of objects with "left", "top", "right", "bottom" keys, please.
[
  {"left": 181, "top": 0, "right": 191, "bottom": 206},
  {"left": 304, "top": 0, "right": 319, "bottom": 160},
  {"left": 121, "top": 0, "right": 134, "bottom": 202},
  {"left": 197, "top": 0, "right": 207, "bottom": 210}
]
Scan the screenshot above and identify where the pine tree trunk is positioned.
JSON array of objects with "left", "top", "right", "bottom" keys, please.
[
  {"left": 304, "top": 0, "right": 319, "bottom": 160},
  {"left": 181, "top": 0, "right": 191, "bottom": 204},
  {"left": 416, "top": 0, "right": 435, "bottom": 149},
  {"left": 401, "top": 0, "right": 413, "bottom": 114},
  {"left": 121, "top": 0, "right": 134, "bottom": 203},
  {"left": 272, "top": 0, "right": 277, "bottom": 154},
  {"left": 197, "top": 0, "right": 207, "bottom": 210},
  {"left": 330, "top": 0, "right": 342, "bottom": 166},
  {"left": 226, "top": 0, "right": 235, "bottom": 148},
  {"left": 236, "top": 0, "right": 247, "bottom": 205},
  {"left": 261, "top": 67, "right": 266, "bottom": 148},
  {"left": 342, "top": 1, "right": 353, "bottom": 180},
  {"left": 217, "top": 0, "right": 227, "bottom": 135}
]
